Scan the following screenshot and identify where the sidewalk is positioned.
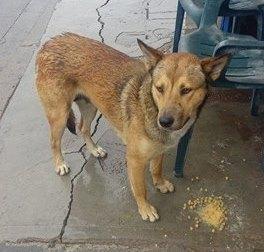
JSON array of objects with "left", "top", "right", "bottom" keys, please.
[{"left": 0, "top": 0, "right": 263, "bottom": 251}]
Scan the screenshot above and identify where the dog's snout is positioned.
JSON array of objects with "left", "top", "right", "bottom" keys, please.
[{"left": 159, "top": 116, "right": 174, "bottom": 128}]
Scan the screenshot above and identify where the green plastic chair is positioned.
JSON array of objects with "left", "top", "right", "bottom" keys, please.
[
  {"left": 174, "top": 0, "right": 264, "bottom": 177},
  {"left": 173, "top": 0, "right": 264, "bottom": 52}
]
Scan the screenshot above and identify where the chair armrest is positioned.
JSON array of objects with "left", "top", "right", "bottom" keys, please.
[
  {"left": 213, "top": 39, "right": 264, "bottom": 56},
  {"left": 221, "top": 0, "right": 262, "bottom": 14},
  {"left": 199, "top": 0, "right": 226, "bottom": 27},
  {"left": 180, "top": 0, "right": 203, "bottom": 25}
]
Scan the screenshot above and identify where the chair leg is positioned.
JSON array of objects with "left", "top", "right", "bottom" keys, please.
[
  {"left": 251, "top": 89, "right": 262, "bottom": 116},
  {"left": 173, "top": 1, "right": 185, "bottom": 52},
  {"left": 174, "top": 126, "right": 194, "bottom": 178},
  {"left": 261, "top": 145, "right": 264, "bottom": 173},
  {"left": 257, "top": 6, "right": 264, "bottom": 40},
  {"left": 228, "top": 16, "right": 234, "bottom": 32},
  {"left": 221, "top": 16, "right": 233, "bottom": 32}
]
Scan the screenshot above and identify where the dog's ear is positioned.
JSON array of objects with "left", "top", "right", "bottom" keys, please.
[
  {"left": 201, "top": 54, "right": 230, "bottom": 81},
  {"left": 137, "top": 39, "right": 163, "bottom": 67}
]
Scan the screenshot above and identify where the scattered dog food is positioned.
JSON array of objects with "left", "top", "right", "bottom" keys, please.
[{"left": 183, "top": 196, "right": 228, "bottom": 231}]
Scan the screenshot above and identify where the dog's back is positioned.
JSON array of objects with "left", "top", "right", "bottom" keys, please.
[
  {"left": 36, "top": 33, "right": 146, "bottom": 123},
  {"left": 37, "top": 33, "right": 141, "bottom": 88}
]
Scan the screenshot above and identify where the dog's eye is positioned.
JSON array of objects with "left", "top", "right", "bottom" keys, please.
[
  {"left": 156, "top": 86, "right": 164, "bottom": 94},
  {"left": 181, "top": 87, "right": 192, "bottom": 95}
]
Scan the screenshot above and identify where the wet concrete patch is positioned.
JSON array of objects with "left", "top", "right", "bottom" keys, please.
[{"left": 97, "top": 134, "right": 126, "bottom": 176}]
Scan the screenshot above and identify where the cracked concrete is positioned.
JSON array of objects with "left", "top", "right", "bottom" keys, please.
[
  {"left": 0, "top": 0, "right": 264, "bottom": 251},
  {"left": 51, "top": 4, "right": 106, "bottom": 238},
  {"left": 55, "top": 114, "right": 103, "bottom": 246},
  {"left": 96, "top": 0, "right": 111, "bottom": 43},
  {"left": 0, "top": 0, "right": 109, "bottom": 244}
]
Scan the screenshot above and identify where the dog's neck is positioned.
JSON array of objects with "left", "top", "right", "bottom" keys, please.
[{"left": 139, "top": 75, "right": 172, "bottom": 144}]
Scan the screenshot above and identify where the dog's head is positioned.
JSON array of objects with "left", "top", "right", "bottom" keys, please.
[{"left": 138, "top": 39, "right": 230, "bottom": 131}]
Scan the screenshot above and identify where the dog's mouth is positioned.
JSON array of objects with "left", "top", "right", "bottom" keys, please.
[{"left": 158, "top": 117, "right": 190, "bottom": 132}]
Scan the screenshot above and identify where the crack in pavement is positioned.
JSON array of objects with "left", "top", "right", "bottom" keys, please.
[
  {"left": 55, "top": 153, "right": 87, "bottom": 245},
  {"left": 4, "top": 114, "right": 103, "bottom": 248},
  {"left": 4, "top": 0, "right": 107, "bottom": 246},
  {"left": 96, "top": 0, "right": 111, "bottom": 43},
  {"left": 0, "top": 0, "right": 33, "bottom": 42},
  {"left": 4, "top": 237, "right": 171, "bottom": 250},
  {"left": 48, "top": 114, "right": 103, "bottom": 247},
  {"left": 64, "top": 113, "right": 103, "bottom": 155}
]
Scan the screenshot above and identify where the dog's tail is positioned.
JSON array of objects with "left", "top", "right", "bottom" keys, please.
[{"left": 67, "top": 109, "right": 77, "bottom": 135}]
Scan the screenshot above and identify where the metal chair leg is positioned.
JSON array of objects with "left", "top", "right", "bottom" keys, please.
[
  {"left": 261, "top": 145, "right": 264, "bottom": 173},
  {"left": 251, "top": 89, "right": 261, "bottom": 116},
  {"left": 257, "top": 6, "right": 264, "bottom": 40},
  {"left": 221, "top": 16, "right": 234, "bottom": 32},
  {"left": 174, "top": 126, "right": 194, "bottom": 178},
  {"left": 173, "top": 1, "right": 185, "bottom": 52}
]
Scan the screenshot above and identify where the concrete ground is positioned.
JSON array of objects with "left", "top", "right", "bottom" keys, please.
[
  {"left": 0, "top": 0, "right": 263, "bottom": 251},
  {"left": 0, "top": 0, "right": 59, "bottom": 118}
]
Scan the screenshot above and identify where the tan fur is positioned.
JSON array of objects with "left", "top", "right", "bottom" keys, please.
[{"left": 36, "top": 32, "right": 229, "bottom": 221}]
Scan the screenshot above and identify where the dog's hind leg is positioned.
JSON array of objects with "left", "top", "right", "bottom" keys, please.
[
  {"left": 75, "top": 98, "right": 107, "bottom": 158},
  {"left": 48, "top": 106, "right": 71, "bottom": 175},
  {"left": 37, "top": 78, "right": 73, "bottom": 176}
]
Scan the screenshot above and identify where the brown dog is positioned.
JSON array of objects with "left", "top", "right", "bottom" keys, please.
[{"left": 36, "top": 33, "right": 229, "bottom": 222}]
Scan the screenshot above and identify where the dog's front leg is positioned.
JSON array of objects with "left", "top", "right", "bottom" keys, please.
[
  {"left": 126, "top": 152, "right": 159, "bottom": 222},
  {"left": 150, "top": 154, "right": 174, "bottom": 193}
]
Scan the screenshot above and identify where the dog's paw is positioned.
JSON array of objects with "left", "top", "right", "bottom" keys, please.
[
  {"left": 56, "top": 163, "right": 70, "bottom": 176},
  {"left": 155, "top": 178, "right": 174, "bottom": 193},
  {"left": 91, "top": 146, "right": 107, "bottom": 158},
  {"left": 138, "top": 202, "right": 159, "bottom": 222}
]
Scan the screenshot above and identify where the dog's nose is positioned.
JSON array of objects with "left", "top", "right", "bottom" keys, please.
[{"left": 159, "top": 116, "right": 174, "bottom": 128}]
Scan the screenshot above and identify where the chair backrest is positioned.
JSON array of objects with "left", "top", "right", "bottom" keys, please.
[{"left": 199, "top": 0, "right": 227, "bottom": 27}]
